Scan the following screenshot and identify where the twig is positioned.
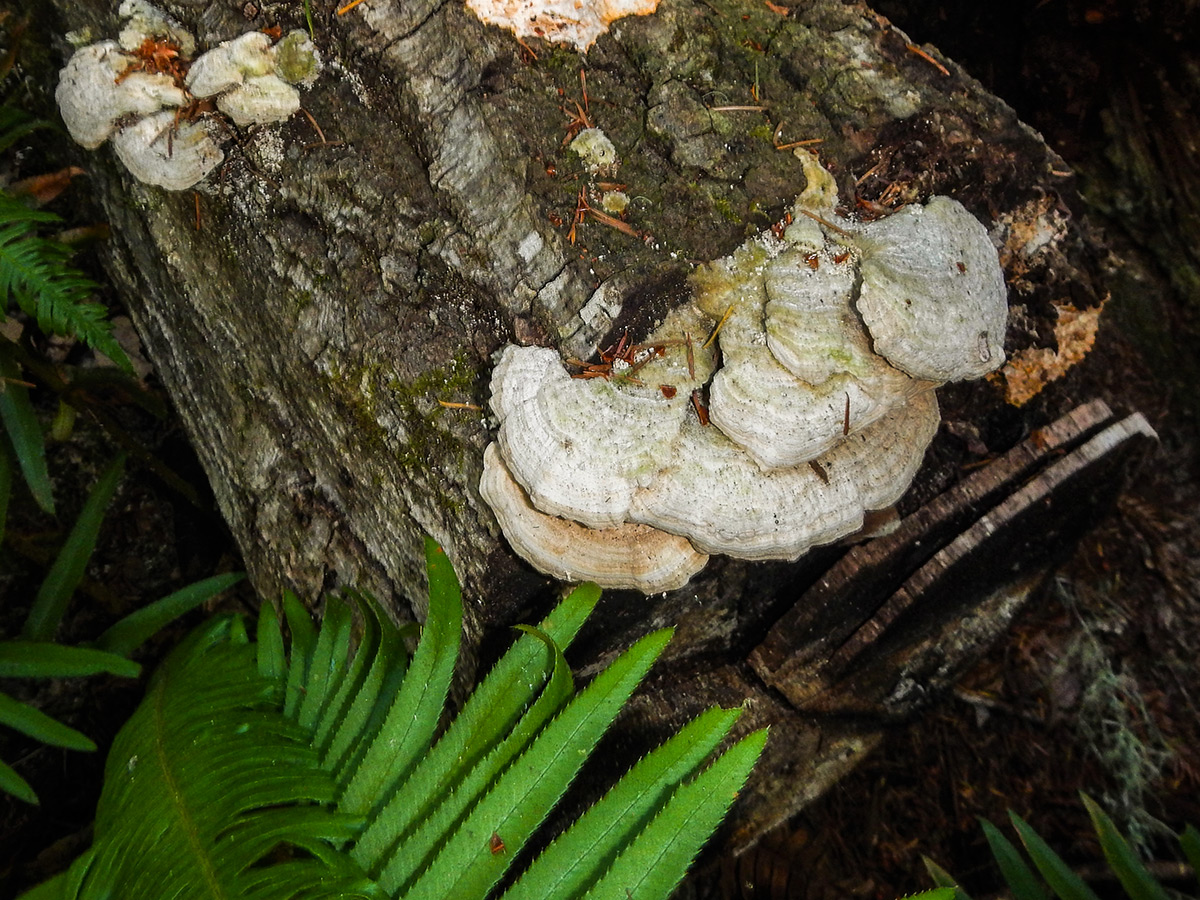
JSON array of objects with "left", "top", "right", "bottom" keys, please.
[{"left": 796, "top": 208, "right": 854, "bottom": 238}]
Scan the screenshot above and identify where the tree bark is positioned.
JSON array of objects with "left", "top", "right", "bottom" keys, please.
[{"left": 38, "top": 0, "right": 1131, "bottom": 851}]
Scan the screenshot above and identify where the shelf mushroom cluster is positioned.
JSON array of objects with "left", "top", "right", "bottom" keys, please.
[
  {"left": 55, "top": 0, "right": 320, "bottom": 190},
  {"left": 481, "top": 176, "right": 1009, "bottom": 594}
]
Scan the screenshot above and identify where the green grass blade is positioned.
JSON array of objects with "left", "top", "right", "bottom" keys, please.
[
  {"left": 15, "top": 868, "right": 72, "bottom": 900},
  {"left": 0, "top": 756, "right": 38, "bottom": 804},
  {"left": 1010, "top": 811, "right": 1103, "bottom": 900},
  {"left": 22, "top": 847, "right": 96, "bottom": 899},
  {"left": 1081, "top": 794, "right": 1171, "bottom": 900},
  {"left": 354, "top": 584, "right": 598, "bottom": 873},
  {"left": 981, "top": 817, "right": 1048, "bottom": 900},
  {"left": 0, "top": 110, "right": 54, "bottom": 155},
  {"left": 62, "top": 849, "right": 95, "bottom": 900},
  {"left": 93, "top": 573, "right": 245, "bottom": 657},
  {"left": 503, "top": 706, "right": 740, "bottom": 900},
  {"left": 580, "top": 728, "right": 768, "bottom": 900},
  {"left": 0, "top": 690, "right": 96, "bottom": 751},
  {"left": 339, "top": 539, "right": 462, "bottom": 815},
  {"left": 0, "top": 351, "right": 54, "bottom": 514},
  {"left": 922, "top": 857, "right": 974, "bottom": 900},
  {"left": 400, "top": 627, "right": 674, "bottom": 900},
  {"left": 910, "top": 890, "right": 957, "bottom": 900},
  {"left": 23, "top": 454, "right": 125, "bottom": 641},
  {"left": 0, "top": 641, "right": 141, "bottom": 678},
  {"left": 372, "top": 625, "right": 575, "bottom": 890},
  {"left": 226, "top": 614, "right": 249, "bottom": 645},
  {"left": 1180, "top": 824, "right": 1200, "bottom": 878}
]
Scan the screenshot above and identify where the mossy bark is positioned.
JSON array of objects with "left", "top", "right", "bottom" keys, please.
[{"left": 37, "top": 0, "right": 1121, "bottom": 851}]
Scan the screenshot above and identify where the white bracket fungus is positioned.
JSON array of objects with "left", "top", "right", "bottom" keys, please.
[
  {"left": 481, "top": 185, "right": 1009, "bottom": 594},
  {"left": 855, "top": 196, "right": 1009, "bottom": 382},
  {"left": 56, "top": 4, "right": 322, "bottom": 190},
  {"left": 480, "top": 444, "right": 709, "bottom": 593},
  {"left": 55, "top": 41, "right": 186, "bottom": 150},
  {"left": 110, "top": 110, "right": 224, "bottom": 191}
]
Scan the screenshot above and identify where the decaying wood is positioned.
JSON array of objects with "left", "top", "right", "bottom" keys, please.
[
  {"left": 752, "top": 401, "right": 1157, "bottom": 716},
  {"left": 33, "top": 0, "right": 1148, "bottom": 852}
]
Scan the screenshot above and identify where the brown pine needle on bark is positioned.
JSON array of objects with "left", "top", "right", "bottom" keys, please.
[
  {"left": 905, "top": 43, "right": 950, "bottom": 76},
  {"left": 437, "top": 400, "right": 483, "bottom": 411},
  {"left": 703, "top": 305, "right": 735, "bottom": 348}
]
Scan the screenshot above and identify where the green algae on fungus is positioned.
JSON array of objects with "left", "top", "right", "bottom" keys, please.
[{"left": 273, "top": 30, "right": 322, "bottom": 86}]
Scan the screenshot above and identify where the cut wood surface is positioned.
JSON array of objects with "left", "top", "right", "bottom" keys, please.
[{"left": 35, "top": 0, "right": 1147, "bottom": 850}]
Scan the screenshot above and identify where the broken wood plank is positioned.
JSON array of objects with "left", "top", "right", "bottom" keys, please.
[{"left": 750, "top": 402, "right": 1157, "bottom": 716}]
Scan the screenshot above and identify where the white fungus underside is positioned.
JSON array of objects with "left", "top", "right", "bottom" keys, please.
[{"left": 480, "top": 444, "right": 708, "bottom": 593}]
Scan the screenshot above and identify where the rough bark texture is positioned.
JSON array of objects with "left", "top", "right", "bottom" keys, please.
[{"left": 38, "top": 0, "right": 1130, "bottom": 850}]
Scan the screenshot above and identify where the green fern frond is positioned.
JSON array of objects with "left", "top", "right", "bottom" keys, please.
[
  {"left": 501, "top": 706, "right": 741, "bottom": 900},
  {"left": 23, "top": 542, "right": 766, "bottom": 900},
  {"left": 73, "top": 616, "right": 373, "bottom": 899},
  {"left": 339, "top": 540, "right": 463, "bottom": 815},
  {"left": 0, "top": 193, "right": 131, "bottom": 371},
  {"left": 578, "top": 727, "right": 768, "bottom": 900},
  {"left": 351, "top": 580, "right": 598, "bottom": 876}
]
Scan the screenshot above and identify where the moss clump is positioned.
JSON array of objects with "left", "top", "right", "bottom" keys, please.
[
  {"left": 748, "top": 123, "right": 775, "bottom": 144},
  {"left": 711, "top": 195, "right": 742, "bottom": 225},
  {"left": 381, "top": 351, "right": 484, "bottom": 516}
]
